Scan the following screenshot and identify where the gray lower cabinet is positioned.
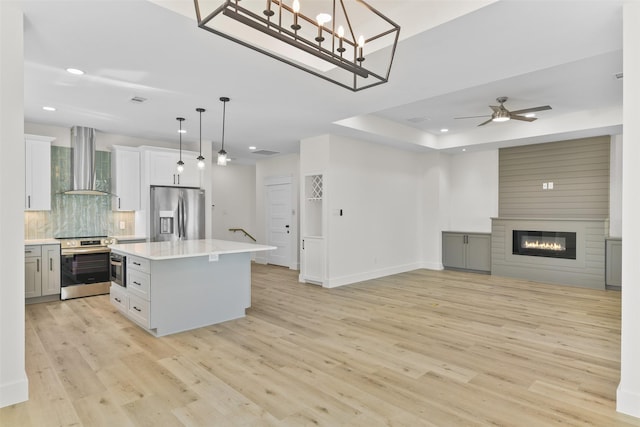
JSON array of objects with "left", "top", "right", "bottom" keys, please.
[
  {"left": 605, "top": 238, "right": 622, "bottom": 287},
  {"left": 442, "top": 232, "right": 491, "bottom": 273},
  {"left": 25, "top": 244, "right": 61, "bottom": 300}
]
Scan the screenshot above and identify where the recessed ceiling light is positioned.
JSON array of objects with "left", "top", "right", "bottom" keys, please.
[
  {"left": 66, "top": 68, "right": 85, "bottom": 75},
  {"left": 462, "top": 148, "right": 467, "bottom": 152},
  {"left": 524, "top": 113, "right": 536, "bottom": 118},
  {"left": 42, "top": 106, "right": 56, "bottom": 112},
  {"left": 440, "top": 128, "right": 448, "bottom": 133},
  {"left": 249, "top": 146, "right": 257, "bottom": 150}
]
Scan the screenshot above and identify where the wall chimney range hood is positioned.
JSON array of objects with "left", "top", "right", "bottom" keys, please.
[{"left": 64, "top": 126, "right": 110, "bottom": 196}]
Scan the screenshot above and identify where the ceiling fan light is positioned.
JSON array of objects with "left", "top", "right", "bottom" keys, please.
[{"left": 492, "top": 110, "right": 510, "bottom": 122}]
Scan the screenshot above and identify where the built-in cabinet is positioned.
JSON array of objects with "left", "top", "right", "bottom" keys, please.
[
  {"left": 605, "top": 238, "right": 622, "bottom": 287},
  {"left": 302, "top": 237, "right": 324, "bottom": 283},
  {"left": 25, "top": 244, "right": 60, "bottom": 300},
  {"left": 300, "top": 174, "right": 325, "bottom": 284},
  {"left": 147, "top": 149, "right": 200, "bottom": 187},
  {"left": 442, "top": 232, "right": 491, "bottom": 273},
  {"left": 111, "top": 146, "right": 141, "bottom": 211},
  {"left": 25, "top": 135, "right": 53, "bottom": 211}
]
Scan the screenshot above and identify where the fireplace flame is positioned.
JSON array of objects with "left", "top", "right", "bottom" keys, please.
[{"left": 523, "top": 240, "right": 565, "bottom": 251}]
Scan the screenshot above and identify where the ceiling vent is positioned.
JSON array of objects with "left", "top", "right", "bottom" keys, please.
[
  {"left": 130, "top": 96, "right": 147, "bottom": 103},
  {"left": 252, "top": 150, "right": 279, "bottom": 156}
]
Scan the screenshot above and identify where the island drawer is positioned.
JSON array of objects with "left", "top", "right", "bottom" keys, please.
[
  {"left": 109, "top": 285, "right": 128, "bottom": 313},
  {"left": 127, "top": 255, "right": 150, "bottom": 274},
  {"left": 128, "top": 294, "right": 150, "bottom": 328},
  {"left": 127, "top": 269, "right": 150, "bottom": 300}
]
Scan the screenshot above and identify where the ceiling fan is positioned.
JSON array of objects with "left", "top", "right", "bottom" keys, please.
[{"left": 455, "top": 96, "right": 552, "bottom": 126}]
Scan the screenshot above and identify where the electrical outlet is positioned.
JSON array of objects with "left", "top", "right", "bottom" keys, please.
[
  {"left": 548, "top": 182, "right": 554, "bottom": 189},
  {"left": 119, "top": 221, "right": 126, "bottom": 230},
  {"left": 543, "top": 183, "right": 548, "bottom": 190}
]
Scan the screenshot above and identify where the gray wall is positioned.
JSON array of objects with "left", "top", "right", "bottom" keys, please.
[{"left": 499, "top": 136, "right": 610, "bottom": 219}]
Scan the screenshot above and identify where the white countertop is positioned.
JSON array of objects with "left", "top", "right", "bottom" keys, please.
[
  {"left": 109, "top": 239, "right": 276, "bottom": 261},
  {"left": 25, "top": 239, "right": 60, "bottom": 245}
]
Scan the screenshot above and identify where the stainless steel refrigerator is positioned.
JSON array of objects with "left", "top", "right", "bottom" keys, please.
[{"left": 150, "top": 186, "right": 205, "bottom": 242}]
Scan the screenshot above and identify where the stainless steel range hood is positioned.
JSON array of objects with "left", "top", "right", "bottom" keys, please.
[{"left": 65, "top": 126, "right": 110, "bottom": 195}]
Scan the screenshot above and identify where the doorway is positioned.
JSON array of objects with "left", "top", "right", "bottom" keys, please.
[{"left": 265, "top": 177, "right": 292, "bottom": 268}]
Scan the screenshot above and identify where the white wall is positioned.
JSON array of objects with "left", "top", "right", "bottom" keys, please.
[
  {"left": 447, "top": 149, "right": 499, "bottom": 232},
  {"left": 617, "top": 1, "right": 640, "bottom": 418},
  {"left": 255, "top": 154, "right": 300, "bottom": 267},
  {"left": 0, "top": 2, "right": 28, "bottom": 408},
  {"left": 419, "top": 151, "right": 451, "bottom": 270},
  {"left": 325, "top": 135, "right": 425, "bottom": 286},
  {"left": 211, "top": 163, "right": 256, "bottom": 241}
]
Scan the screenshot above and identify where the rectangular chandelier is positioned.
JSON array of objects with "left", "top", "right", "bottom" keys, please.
[{"left": 194, "top": 0, "right": 400, "bottom": 91}]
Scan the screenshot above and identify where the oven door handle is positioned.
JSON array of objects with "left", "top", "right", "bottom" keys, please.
[
  {"left": 110, "top": 259, "right": 122, "bottom": 267},
  {"left": 62, "top": 247, "right": 111, "bottom": 255}
]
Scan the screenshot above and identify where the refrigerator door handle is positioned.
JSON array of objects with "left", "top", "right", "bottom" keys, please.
[
  {"left": 177, "top": 194, "right": 182, "bottom": 239},
  {"left": 180, "top": 196, "right": 186, "bottom": 239}
]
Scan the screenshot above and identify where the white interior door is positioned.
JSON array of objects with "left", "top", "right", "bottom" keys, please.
[{"left": 266, "top": 182, "right": 292, "bottom": 267}]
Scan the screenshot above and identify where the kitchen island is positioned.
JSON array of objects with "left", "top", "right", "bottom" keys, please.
[{"left": 108, "top": 239, "right": 275, "bottom": 337}]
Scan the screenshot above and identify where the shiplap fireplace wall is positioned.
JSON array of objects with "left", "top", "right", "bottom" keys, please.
[{"left": 491, "top": 136, "right": 610, "bottom": 289}]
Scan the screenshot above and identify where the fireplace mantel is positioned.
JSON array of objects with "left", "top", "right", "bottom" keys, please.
[{"left": 491, "top": 218, "right": 609, "bottom": 289}]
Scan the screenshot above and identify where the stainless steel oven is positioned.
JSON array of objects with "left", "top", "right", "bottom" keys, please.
[
  {"left": 110, "top": 252, "right": 126, "bottom": 287},
  {"left": 58, "top": 237, "right": 116, "bottom": 300}
]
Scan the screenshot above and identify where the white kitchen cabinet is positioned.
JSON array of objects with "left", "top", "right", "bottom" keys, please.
[
  {"left": 111, "top": 146, "right": 141, "bottom": 211},
  {"left": 25, "top": 244, "right": 60, "bottom": 300},
  {"left": 147, "top": 149, "right": 201, "bottom": 188},
  {"left": 121, "top": 255, "right": 152, "bottom": 328},
  {"left": 25, "top": 135, "right": 54, "bottom": 211},
  {"left": 110, "top": 284, "right": 128, "bottom": 313},
  {"left": 300, "top": 174, "right": 325, "bottom": 285},
  {"left": 301, "top": 237, "right": 324, "bottom": 284}
]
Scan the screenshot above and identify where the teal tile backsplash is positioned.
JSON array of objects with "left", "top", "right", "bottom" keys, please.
[{"left": 24, "top": 147, "right": 135, "bottom": 239}]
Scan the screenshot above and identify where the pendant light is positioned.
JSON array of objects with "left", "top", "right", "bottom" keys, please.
[
  {"left": 176, "top": 117, "right": 185, "bottom": 173},
  {"left": 196, "top": 107, "right": 206, "bottom": 169},
  {"left": 217, "top": 97, "right": 229, "bottom": 166}
]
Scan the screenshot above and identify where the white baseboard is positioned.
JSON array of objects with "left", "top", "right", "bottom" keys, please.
[
  {"left": 323, "top": 263, "right": 422, "bottom": 288},
  {"left": 420, "top": 261, "right": 444, "bottom": 271},
  {"left": 0, "top": 375, "right": 28, "bottom": 408},
  {"left": 617, "top": 384, "right": 640, "bottom": 419}
]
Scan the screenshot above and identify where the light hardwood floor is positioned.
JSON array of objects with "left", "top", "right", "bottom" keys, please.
[{"left": 2, "top": 264, "right": 639, "bottom": 426}]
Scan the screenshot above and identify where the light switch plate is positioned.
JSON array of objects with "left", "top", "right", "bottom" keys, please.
[
  {"left": 543, "top": 183, "right": 548, "bottom": 190},
  {"left": 548, "top": 182, "right": 554, "bottom": 189}
]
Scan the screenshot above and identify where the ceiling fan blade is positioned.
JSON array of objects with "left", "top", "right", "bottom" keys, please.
[
  {"left": 477, "top": 118, "right": 493, "bottom": 126},
  {"left": 510, "top": 114, "right": 537, "bottom": 122},
  {"left": 454, "top": 114, "right": 491, "bottom": 119},
  {"left": 509, "top": 105, "right": 552, "bottom": 115}
]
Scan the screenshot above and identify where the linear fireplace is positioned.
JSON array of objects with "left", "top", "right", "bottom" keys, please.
[{"left": 512, "top": 230, "right": 577, "bottom": 260}]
